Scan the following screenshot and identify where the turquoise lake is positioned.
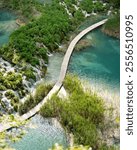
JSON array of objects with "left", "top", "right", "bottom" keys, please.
[
  {"left": 69, "top": 28, "right": 120, "bottom": 93},
  {"left": 0, "top": 10, "right": 120, "bottom": 150},
  {"left": 11, "top": 115, "right": 68, "bottom": 150},
  {"left": 0, "top": 10, "right": 18, "bottom": 46}
]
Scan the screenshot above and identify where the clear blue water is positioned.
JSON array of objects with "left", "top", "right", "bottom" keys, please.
[
  {"left": 68, "top": 28, "right": 120, "bottom": 93},
  {"left": 11, "top": 115, "right": 68, "bottom": 150},
  {"left": 0, "top": 10, "right": 18, "bottom": 46}
]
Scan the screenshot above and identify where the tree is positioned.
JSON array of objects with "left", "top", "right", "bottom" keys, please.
[
  {"left": 109, "top": 0, "right": 120, "bottom": 8},
  {"left": 80, "top": 0, "right": 93, "bottom": 13}
]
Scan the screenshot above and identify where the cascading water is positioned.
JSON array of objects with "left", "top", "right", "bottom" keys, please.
[{"left": 0, "top": 10, "right": 68, "bottom": 150}]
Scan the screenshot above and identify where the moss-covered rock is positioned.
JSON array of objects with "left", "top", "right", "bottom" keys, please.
[
  {"left": 4, "top": 90, "right": 19, "bottom": 112},
  {"left": 12, "top": 53, "right": 21, "bottom": 64},
  {"left": 5, "top": 90, "right": 15, "bottom": 99},
  {"left": 22, "top": 67, "right": 36, "bottom": 81},
  {"left": 0, "top": 84, "right": 7, "bottom": 91},
  {"left": 75, "top": 39, "right": 92, "bottom": 51}
]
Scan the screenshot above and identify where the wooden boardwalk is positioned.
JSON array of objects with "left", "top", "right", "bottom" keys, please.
[{"left": 0, "top": 19, "right": 107, "bottom": 132}]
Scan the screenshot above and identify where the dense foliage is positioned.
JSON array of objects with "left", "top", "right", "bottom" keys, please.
[
  {"left": 18, "top": 83, "right": 52, "bottom": 115},
  {"left": 0, "top": 1, "right": 86, "bottom": 67},
  {"left": 40, "top": 75, "right": 110, "bottom": 149},
  {"left": 50, "top": 144, "right": 90, "bottom": 150},
  {"left": 0, "top": 71, "right": 23, "bottom": 91},
  {"left": 0, "top": 1, "right": 120, "bottom": 149},
  {"left": 102, "top": 14, "right": 120, "bottom": 38},
  {"left": 0, "top": 3, "right": 72, "bottom": 66},
  {"left": 0, "top": 0, "right": 119, "bottom": 67},
  {"left": 102, "top": 0, "right": 120, "bottom": 38},
  {"left": 0, "top": 0, "right": 37, "bottom": 18},
  {"left": 0, "top": 71, "right": 27, "bottom": 113},
  {"left": 109, "top": 0, "right": 120, "bottom": 9},
  {"left": 80, "top": 0, "right": 108, "bottom": 13},
  {"left": 50, "top": 144, "right": 117, "bottom": 150},
  {"left": 0, "top": 115, "right": 27, "bottom": 150}
]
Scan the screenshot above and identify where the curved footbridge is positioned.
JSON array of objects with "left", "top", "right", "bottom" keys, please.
[{"left": 0, "top": 19, "right": 107, "bottom": 132}]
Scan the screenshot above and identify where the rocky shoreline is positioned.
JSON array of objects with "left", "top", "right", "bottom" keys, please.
[
  {"left": 75, "top": 39, "right": 92, "bottom": 51},
  {"left": 0, "top": 57, "right": 48, "bottom": 116},
  {"left": 15, "top": 19, "right": 25, "bottom": 26},
  {"left": 102, "top": 27, "right": 120, "bottom": 39}
]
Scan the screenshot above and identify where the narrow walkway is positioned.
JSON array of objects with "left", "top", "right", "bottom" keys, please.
[{"left": 0, "top": 19, "right": 107, "bottom": 132}]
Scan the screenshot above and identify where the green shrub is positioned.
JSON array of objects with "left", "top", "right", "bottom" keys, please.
[
  {"left": 0, "top": 84, "right": 6, "bottom": 91},
  {"left": 63, "top": 74, "right": 83, "bottom": 94},
  {"left": 40, "top": 74, "right": 106, "bottom": 149},
  {"left": 102, "top": 14, "right": 120, "bottom": 38},
  {"left": 23, "top": 68, "right": 36, "bottom": 81},
  {"left": 5, "top": 90, "right": 15, "bottom": 99},
  {"left": 50, "top": 144, "right": 90, "bottom": 150},
  {"left": 18, "top": 94, "right": 34, "bottom": 115},
  {"left": 18, "top": 83, "right": 52, "bottom": 115},
  {"left": 34, "top": 83, "right": 52, "bottom": 104},
  {"left": 1, "top": 72, "right": 23, "bottom": 90},
  {"left": 80, "top": 0, "right": 94, "bottom": 13},
  {"left": 4, "top": 90, "right": 19, "bottom": 112}
]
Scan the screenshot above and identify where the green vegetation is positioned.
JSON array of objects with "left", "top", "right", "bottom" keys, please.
[
  {"left": 109, "top": 0, "right": 120, "bottom": 9},
  {"left": 0, "top": 115, "right": 27, "bottom": 150},
  {"left": 0, "top": 0, "right": 118, "bottom": 67},
  {"left": 50, "top": 144, "right": 90, "bottom": 150},
  {"left": 50, "top": 143, "right": 117, "bottom": 150},
  {"left": 0, "top": 70, "right": 29, "bottom": 108},
  {"left": 102, "top": 14, "right": 120, "bottom": 38},
  {"left": 72, "top": 10, "right": 85, "bottom": 25},
  {"left": 21, "top": 67, "right": 36, "bottom": 81},
  {"left": 0, "top": 132, "right": 14, "bottom": 150},
  {"left": 40, "top": 74, "right": 115, "bottom": 149},
  {"left": 0, "top": 2, "right": 82, "bottom": 67},
  {"left": 0, "top": 70, "right": 28, "bottom": 104},
  {"left": 0, "top": 71, "right": 23, "bottom": 91},
  {"left": 0, "top": 0, "right": 38, "bottom": 19},
  {"left": 5, "top": 90, "right": 19, "bottom": 112},
  {"left": 18, "top": 83, "right": 52, "bottom": 115},
  {"left": 0, "top": 1, "right": 120, "bottom": 149},
  {"left": 0, "top": 0, "right": 120, "bottom": 66},
  {"left": 102, "top": 0, "right": 120, "bottom": 38},
  {"left": 80, "top": 0, "right": 108, "bottom": 14}
]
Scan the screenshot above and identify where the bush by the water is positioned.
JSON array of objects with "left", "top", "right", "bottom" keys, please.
[
  {"left": 0, "top": 1, "right": 84, "bottom": 67},
  {"left": 50, "top": 143, "right": 117, "bottom": 150},
  {"left": 40, "top": 74, "right": 108, "bottom": 149},
  {"left": 102, "top": 14, "right": 120, "bottom": 38},
  {"left": 0, "top": 0, "right": 37, "bottom": 19},
  {"left": 19, "top": 83, "right": 52, "bottom": 115}
]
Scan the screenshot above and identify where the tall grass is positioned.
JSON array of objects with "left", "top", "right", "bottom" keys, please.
[{"left": 18, "top": 82, "right": 52, "bottom": 115}]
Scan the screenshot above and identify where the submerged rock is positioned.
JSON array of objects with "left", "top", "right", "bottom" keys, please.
[
  {"left": 16, "top": 19, "right": 25, "bottom": 26},
  {"left": 75, "top": 39, "right": 92, "bottom": 51}
]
